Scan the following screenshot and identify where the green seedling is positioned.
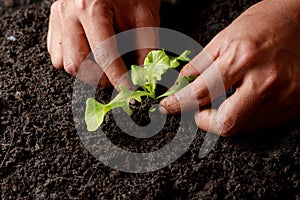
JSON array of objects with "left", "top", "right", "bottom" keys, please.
[{"left": 85, "top": 50, "right": 196, "bottom": 131}]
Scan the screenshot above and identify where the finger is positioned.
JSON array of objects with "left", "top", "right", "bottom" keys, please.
[
  {"left": 159, "top": 43, "right": 220, "bottom": 113},
  {"left": 161, "top": 34, "right": 257, "bottom": 114},
  {"left": 135, "top": 48, "right": 156, "bottom": 66},
  {"left": 160, "top": 42, "right": 253, "bottom": 114},
  {"left": 179, "top": 43, "right": 220, "bottom": 77},
  {"left": 79, "top": 2, "right": 133, "bottom": 91},
  {"left": 159, "top": 43, "right": 222, "bottom": 114},
  {"left": 56, "top": 1, "right": 90, "bottom": 77},
  {"left": 194, "top": 79, "right": 264, "bottom": 136},
  {"left": 135, "top": 28, "right": 159, "bottom": 65},
  {"left": 134, "top": 21, "right": 160, "bottom": 65},
  {"left": 76, "top": 58, "right": 111, "bottom": 88},
  {"left": 194, "top": 108, "right": 217, "bottom": 134},
  {"left": 160, "top": 62, "right": 227, "bottom": 114},
  {"left": 48, "top": 2, "right": 63, "bottom": 69}
]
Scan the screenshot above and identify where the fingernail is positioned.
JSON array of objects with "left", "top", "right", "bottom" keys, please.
[
  {"left": 130, "top": 99, "right": 135, "bottom": 105},
  {"left": 194, "top": 111, "right": 201, "bottom": 120},
  {"left": 159, "top": 105, "right": 168, "bottom": 114}
]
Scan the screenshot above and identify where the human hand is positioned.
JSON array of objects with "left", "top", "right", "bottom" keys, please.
[
  {"left": 47, "top": 0, "right": 160, "bottom": 89},
  {"left": 160, "top": 0, "right": 300, "bottom": 136}
]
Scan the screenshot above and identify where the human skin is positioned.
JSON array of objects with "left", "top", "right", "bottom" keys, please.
[
  {"left": 47, "top": 0, "right": 300, "bottom": 137},
  {"left": 160, "top": 0, "right": 300, "bottom": 136},
  {"left": 47, "top": 0, "right": 160, "bottom": 88}
]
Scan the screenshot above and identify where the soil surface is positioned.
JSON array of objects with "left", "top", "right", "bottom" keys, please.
[{"left": 1, "top": 0, "right": 300, "bottom": 199}]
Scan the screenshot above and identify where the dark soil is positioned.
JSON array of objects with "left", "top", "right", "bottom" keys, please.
[{"left": 1, "top": 0, "right": 300, "bottom": 199}]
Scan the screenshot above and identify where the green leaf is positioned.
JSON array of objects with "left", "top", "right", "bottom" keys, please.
[
  {"left": 131, "top": 90, "right": 150, "bottom": 102},
  {"left": 85, "top": 85, "right": 147, "bottom": 131},
  {"left": 157, "top": 75, "right": 197, "bottom": 99},
  {"left": 149, "top": 106, "right": 156, "bottom": 112},
  {"left": 85, "top": 98, "right": 109, "bottom": 132},
  {"left": 169, "top": 50, "right": 191, "bottom": 68},
  {"left": 131, "top": 50, "right": 191, "bottom": 98},
  {"left": 109, "top": 85, "right": 134, "bottom": 115},
  {"left": 85, "top": 50, "right": 192, "bottom": 131},
  {"left": 131, "top": 65, "right": 148, "bottom": 87},
  {"left": 185, "top": 75, "right": 197, "bottom": 82},
  {"left": 144, "top": 49, "right": 170, "bottom": 66}
]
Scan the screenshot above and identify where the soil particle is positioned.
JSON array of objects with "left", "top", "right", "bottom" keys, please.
[{"left": 0, "top": 0, "right": 299, "bottom": 199}]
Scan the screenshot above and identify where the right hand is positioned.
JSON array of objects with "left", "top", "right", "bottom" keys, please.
[
  {"left": 47, "top": 0, "right": 160, "bottom": 89},
  {"left": 160, "top": 0, "right": 300, "bottom": 136}
]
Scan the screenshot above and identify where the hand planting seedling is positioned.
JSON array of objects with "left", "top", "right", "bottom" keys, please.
[{"left": 85, "top": 50, "right": 196, "bottom": 131}]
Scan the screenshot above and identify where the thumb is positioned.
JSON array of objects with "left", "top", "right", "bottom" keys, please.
[{"left": 194, "top": 82, "right": 262, "bottom": 137}]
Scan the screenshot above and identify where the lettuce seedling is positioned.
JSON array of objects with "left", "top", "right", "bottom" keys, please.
[{"left": 85, "top": 50, "right": 195, "bottom": 131}]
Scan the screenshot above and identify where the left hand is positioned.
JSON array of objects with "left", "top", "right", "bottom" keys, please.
[{"left": 47, "top": 0, "right": 160, "bottom": 88}]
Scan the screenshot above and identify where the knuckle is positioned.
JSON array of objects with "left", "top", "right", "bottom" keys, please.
[
  {"left": 180, "top": 63, "right": 196, "bottom": 76},
  {"left": 196, "top": 90, "right": 210, "bottom": 103},
  {"left": 50, "top": 2, "right": 58, "bottom": 15},
  {"left": 218, "top": 39, "right": 257, "bottom": 82},
  {"left": 93, "top": 44, "right": 118, "bottom": 69},
  {"left": 56, "top": 0, "right": 66, "bottom": 15},
  {"left": 191, "top": 79, "right": 210, "bottom": 103},
  {"left": 217, "top": 110, "right": 237, "bottom": 136},
  {"left": 74, "top": 0, "right": 111, "bottom": 13},
  {"left": 93, "top": 0, "right": 111, "bottom": 11},
  {"left": 50, "top": 56, "right": 63, "bottom": 69},
  {"left": 223, "top": 40, "right": 257, "bottom": 70},
  {"left": 238, "top": 41, "right": 257, "bottom": 66},
  {"left": 93, "top": 49, "right": 110, "bottom": 69},
  {"left": 75, "top": 0, "right": 87, "bottom": 10},
  {"left": 220, "top": 119, "right": 235, "bottom": 137},
  {"left": 240, "top": 63, "right": 281, "bottom": 99},
  {"left": 99, "top": 75, "right": 112, "bottom": 89},
  {"left": 64, "top": 62, "right": 80, "bottom": 76},
  {"left": 259, "top": 66, "right": 281, "bottom": 93},
  {"left": 266, "top": 71, "right": 280, "bottom": 86}
]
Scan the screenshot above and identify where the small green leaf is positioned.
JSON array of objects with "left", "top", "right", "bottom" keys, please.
[
  {"left": 85, "top": 98, "right": 108, "bottom": 132},
  {"left": 109, "top": 85, "right": 133, "bottom": 115},
  {"left": 131, "top": 50, "right": 191, "bottom": 98},
  {"left": 85, "top": 50, "right": 192, "bottom": 132},
  {"left": 85, "top": 85, "right": 148, "bottom": 131},
  {"left": 157, "top": 75, "right": 197, "bottom": 99},
  {"left": 149, "top": 107, "right": 156, "bottom": 112},
  {"left": 185, "top": 75, "right": 197, "bottom": 82},
  {"left": 131, "top": 65, "right": 148, "bottom": 87},
  {"left": 144, "top": 49, "right": 169, "bottom": 66},
  {"left": 131, "top": 90, "right": 150, "bottom": 102},
  {"left": 169, "top": 50, "right": 191, "bottom": 68}
]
